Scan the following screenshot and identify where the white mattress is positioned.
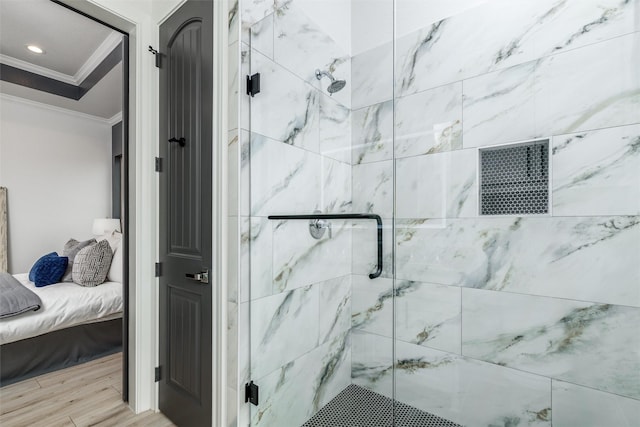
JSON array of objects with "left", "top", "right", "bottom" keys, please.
[{"left": 0, "top": 273, "right": 123, "bottom": 345}]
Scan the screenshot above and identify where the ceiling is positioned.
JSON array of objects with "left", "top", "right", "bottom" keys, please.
[{"left": 0, "top": 0, "right": 123, "bottom": 119}]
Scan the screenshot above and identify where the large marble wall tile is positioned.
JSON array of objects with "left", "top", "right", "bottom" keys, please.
[
  {"left": 227, "top": 301, "right": 238, "bottom": 390},
  {"left": 272, "top": 219, "right": 351, "bottom": 293},
  {"left": 351, "top": 42, "right": 393, "bottom": 110},
  {"left": 319, "top": 94, "right": 351, "bottom": 164},
  {"left": 395, "top": 281, "right": 461, "bottom": 354},
  {"left": 395, "top": 0, "right": 639, "bottom": 97},
  {"left": 228, "top": 0, "right": 239, "bottom": 45},
  {"left": 228, "top": 42, "right": 240, "bottom": 132},
  {"left": 552, "top": 380, "right": 640, "bottom": 427},
  {"left": 239, "top": 302, "right": 250, "bottom": 389},
  {"left": 319, "top": 276, "right": 351, "bottom": 345},
  {"left": 351, "top": 330, "right": 394, "bottom": 399},
  {"left": 352, "top": 218, "right": 393, "bottom": 279},
  {"left": 351, "top": 275, "right": 393, "bottom": 338},
  {"left": 462, "top": 289, "right": 640, "bottom": 399},
  {"left": 394, "top": 342, "right": 551, "bottom": 427},
  {"left": 227, "top": 216, "right": 239, "bottom": 303},
  {"left": 239, "top": 130, "right": 250, "bottom": 217},
  {"left": 250, "top": 285, "right": 319, "bottom": 379},
  {"left": 395, "top": 83, "right": 463, "bottom": 158},
  {"left": 321, "top": 155, "right": 351, "bottom": 214},
  {"left": 252, "top": 331, "right": 351, "bottom": 427},
  {"left": 462, "top": 60, "right": 539, "bottom": 148},
  {"left": 250, "top": 50, "right": 319, "bottom": 152},
  {"left": 352, "top": 160, "right": 393, "bottom": 218},
  {"left": 553, "top": 124, "right": 640, "bottom": 216},
  {"left": 245, "top": 217, "right": 272, "bottom": 301},
  {"left": 395, "top": 216, "right": 640, "bottom": 306},
  {"left": 395, "top": 150, "right": 477, "bottom": 219},
  {"left": 535, "top": 33, "right": 640, "bottom": 138},
  {"left": 228, "top": 131, "right": 239, "bottom": 217},
  {"left": 249, "top": 13, "right": 273, "bottom": 59},
  {"left": 273, "top": 2, "right": 351, "bottom": 108},
  {"left": 352, "top": 101, "right": 393, "bottom": 165},
  {"left": 249, "top": 132, "right": 320, "bottom": 216},
  {"left": 464, "top": 33, "right": 640, "bottom": 148},
  {"left": 240, "top": 43, "right": 250, "bottom": 131},
  {"left": 240, "top": 0, "right": 278, "bottom": 33}
]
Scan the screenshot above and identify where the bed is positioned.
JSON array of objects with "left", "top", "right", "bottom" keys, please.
[{"left": 0, "top": 273, "right": 123, "bottom": 386}]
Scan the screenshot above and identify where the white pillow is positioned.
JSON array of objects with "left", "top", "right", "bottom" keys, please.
[
  {"left": 97, "top": 230, "right": 122, "bottom": 252},
  {"left": 107, "top": 244, "right": 123, "bottom": 283}
]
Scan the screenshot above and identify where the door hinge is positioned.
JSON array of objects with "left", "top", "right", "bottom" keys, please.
[
  {"left": 155, "top": 157, "right": 162, "bottom": 172},
  {"left": 155, "top": 262, "right": 162, "bottom": 277},
  {"left": 148, "top": 46, "right": 162, "bottom": 68},
  {"left": 245, "top": 381, "right": 259, "bottom": 406},
  {"left": 155, "top": 366, "right": 161, "bottom": 382},
  {"left": 246, "top": 73, "right": 261, "bottom": 97}
]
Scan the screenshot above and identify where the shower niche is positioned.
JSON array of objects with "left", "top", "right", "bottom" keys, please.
[{"left": 479, "top": 139, "right": 550, "bottom": 216}]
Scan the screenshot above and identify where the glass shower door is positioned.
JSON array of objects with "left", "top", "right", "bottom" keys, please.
[{"left": 243, "top": 1, "right": 396, "bottom": 426}]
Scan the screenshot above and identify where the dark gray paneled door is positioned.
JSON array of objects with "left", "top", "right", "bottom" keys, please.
[{"left": 158, "top": 1, "right": 213, "bottom": 426}]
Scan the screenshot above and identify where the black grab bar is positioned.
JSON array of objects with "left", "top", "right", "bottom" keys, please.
[{"left": 267, "top": 213, "right": 383, "bottom": 279}]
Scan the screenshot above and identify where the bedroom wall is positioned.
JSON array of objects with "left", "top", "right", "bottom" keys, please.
[{"left": 0, "top": 95, "right": 112, "bottom": 274}]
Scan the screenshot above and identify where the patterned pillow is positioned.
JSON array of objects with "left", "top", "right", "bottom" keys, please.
[
  {"left": 72, "top": 240, "right": 113, "bottom": 287},
  {"left": 61, "top": 238, "right": 96, "bottom": 282}
]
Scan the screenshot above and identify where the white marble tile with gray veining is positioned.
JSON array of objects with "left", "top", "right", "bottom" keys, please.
[
  {"left": 352, "top": 101, "right": 393, "bottom": 165},
  {"left": 351, "top": 275, "right": 393, "bottom": 338},
  {"left": 251, "top": 331, "right": 351, "bottom": 427},
  {"left": 321, "top": 151, "right": 352, "bottom": 214},
  {"left": 395, "top": 216, "right": 640, "bottom": 306},
  {"left": 464, "top": 33, "right": 640, "bottom": 148},
  {"left": 248, "top": 13, "right": 274, "bottom": 59},
  {"left": 395, "top": 0, "right": 639, "bottom": 97},
  {"left": 395, "top": 149, "right": 477, "bottom": 219},
  {"left": 272, "top": 219, "right": 351, "bottom": 293},
  {"left": 240, "top": 43, "right": 250, "bottom": 131},
  {"left": 249, "top": 132, "right": 320, "bottom": 216},
  {"left": 462, "top": 288, "right": 640, "bottom": 399},
  {"left": 228, "top": 43, "right": 240, "bottom": 132},
  {"left": 227, "top": 302, "right": 238, "bottom": 390},
  {"left": 239, "top": 130, "right": 250, "bottom": 216},
  {"left": 395, "top": 82, "right": 463, "bottom": 158},
  {"left": 351, "top": 330, "right": 394, "bottom": 400},
  {"left": 227, "top": 216, "right": 239, "bottom": 303},
  {"left": 244, "top": 217, "right": 272, "bottom": 301},
  {"left": 319, "top": 275, "right": 351, "bottom": 345},
  {"left": 250, "top": 284, "right": 319, "bottom": 379},
  {"left": 395, "top": 281, "right": 461, "bottom": 354},
  {"left": 240, "top": 0, "right": 279, "bottom": 38},
  {"left": 552, "top": 380, "right": 640, "bottom": 427},
  {"left": 352, "top": 41, "right": 393, "bottom": 110},
  {"left": 352, "top": 160, "right": 393, "bottom": 218},
  {"left": 228, "top": 131, "right": 239, "bottom": 217},
  {"left": 319, "top": 94, "right": 351, "bottom": 165},
  {"left": 273, "top": 1, "right": 351, "bottom": 108},
  {"left": 352, "top": 219, "right": 393, "bottom": 279},
  {"left": 250, "top": 49, "right": 320, "bottom": 152},
  {"left": 394, "top": 341, "right": 551, "bottom": 427},
  {"left": 553, "top": 124, "right": 640, "bottom": 216}
]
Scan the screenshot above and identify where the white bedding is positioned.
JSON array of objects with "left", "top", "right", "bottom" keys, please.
[{"left": 0, "top": 273, "right": 123, "bottom": 345}]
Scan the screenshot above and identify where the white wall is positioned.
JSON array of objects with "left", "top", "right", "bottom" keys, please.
[{"left": 0, "top": 95, "right": 112, "bottom": 273}]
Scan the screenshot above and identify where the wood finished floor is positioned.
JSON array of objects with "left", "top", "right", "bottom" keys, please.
[{"left": 0, "top": 353, "right": 176, "bottom": 427}]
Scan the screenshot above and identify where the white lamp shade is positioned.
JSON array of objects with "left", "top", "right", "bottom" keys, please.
[{"left": 92, "top": 218, "right": 121, "bottom": 236}]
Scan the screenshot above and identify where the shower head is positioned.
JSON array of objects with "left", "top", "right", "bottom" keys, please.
[{"left": 315, "top": 69, "right": 346, "bottom": 94}]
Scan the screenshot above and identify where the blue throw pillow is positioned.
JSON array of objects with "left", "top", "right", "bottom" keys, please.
[
  {"left": 29, "top": 252, "right": 57, "bottom": 282},
  {"left": 30, "top": 254, "right": 69, "bottom": 287}
]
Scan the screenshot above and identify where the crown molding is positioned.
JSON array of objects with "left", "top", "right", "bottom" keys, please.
[
  {"left": 75, "top": 32, "right": 123, "bottom": 84},
  {"left": 0, "top": 32, "right": 122, "bottom": 86},
  {"left": 0, "top": 54, "right": 76, "bottom": 85},
  {"left": 0, "top": 93, "right": 111, "bottom": 125},
  {"left": 107, "top": 111, "right": 123, "bottom": 126}
]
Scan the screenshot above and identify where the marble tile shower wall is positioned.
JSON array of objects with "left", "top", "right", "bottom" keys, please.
[
  {"left": 351, "top": 0, "right": 640, "bottom": 426},
  {"left": 228, "top": 1, "right": 354, "bottom": 426}
]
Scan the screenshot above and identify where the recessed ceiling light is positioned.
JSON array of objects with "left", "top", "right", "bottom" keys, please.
[{"left": 27, "top": 45, "right": 44, "bottom": 54}]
